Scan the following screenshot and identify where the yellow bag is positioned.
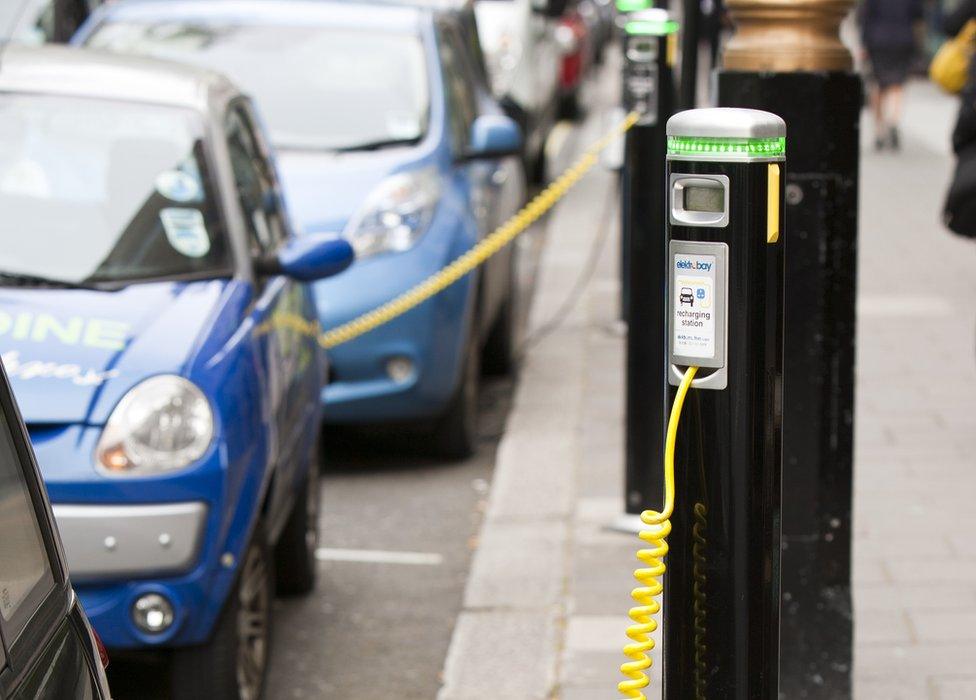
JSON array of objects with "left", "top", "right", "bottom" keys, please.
[{"left": 931, "top": 20, "right": 976, "bottom": 94}]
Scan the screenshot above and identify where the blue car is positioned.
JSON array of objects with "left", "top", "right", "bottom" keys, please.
[
  {"left": 81, "top": 0, "right": 528, "bottom": 458},
  {"left": 0, "top": 45, "right": 352, "bottom": 698}
]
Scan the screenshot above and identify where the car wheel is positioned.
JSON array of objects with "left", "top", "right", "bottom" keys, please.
[
  {"left": 431, "top": 330, "right": 480, "bottom": 460},
  {"left": 482, "top": 274, "right": 518, "bottom": 377},
  {"left": 172, "top": 525, "right": 273, "bottom": 700},
  {"left": 274, "top": 444, "right": 320, "bottom": 596}
]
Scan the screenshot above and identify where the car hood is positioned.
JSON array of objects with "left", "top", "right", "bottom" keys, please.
[
  {"left": 276, "top": 148, "right": 409, "bottom": 235},
  {"left": 0, "top": 279, "right": 230, "bottom": 425}
]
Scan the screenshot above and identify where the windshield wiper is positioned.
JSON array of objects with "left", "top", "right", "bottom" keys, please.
[
  {"left": 331, "top": 136, "right": 421, "bottom": 153},
  {"left": 0, "top": 271, "right": 103, "bottom": 291}
]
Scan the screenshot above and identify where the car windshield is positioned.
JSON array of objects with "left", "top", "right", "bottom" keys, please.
[
  {"left": 88, "top": 21, "right": 431, "bottom": 152},
  {"left": 0, "top": 93, "right": 229, "bottom": 286}
]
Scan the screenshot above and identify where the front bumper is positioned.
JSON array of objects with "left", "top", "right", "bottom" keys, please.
[
  {"left": 29, "top": 424, "right": 255, "bottom": 649},
  {"left": 315, "top": 216, "right": 475, "bottom": 424},
  {"left": 53, "top": 502, "right": 207, "bottom": 580}
]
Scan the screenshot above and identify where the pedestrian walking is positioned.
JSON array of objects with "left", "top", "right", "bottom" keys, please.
[
  {"left": 858, "top": 0, "right": 925, "bottom": 151},
  {"left": 941, "top": 0, "right": 976, "bottom": 237},
  {"left": 944, "top": 1, "right": 976, "bottom": 151}
]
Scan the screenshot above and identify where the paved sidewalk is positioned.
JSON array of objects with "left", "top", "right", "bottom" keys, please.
[{"left": 439, "top": 80, "right": 976, "bottom": 700}]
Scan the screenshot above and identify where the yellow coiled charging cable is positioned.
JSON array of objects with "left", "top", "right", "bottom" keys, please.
[{"left": 619, "top": 365, "right": 698, "bottom": 699}]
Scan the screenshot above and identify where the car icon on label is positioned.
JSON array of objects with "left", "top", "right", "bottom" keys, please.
[{"left": 679, "top": 287, "right": 695, "bottom": 306}]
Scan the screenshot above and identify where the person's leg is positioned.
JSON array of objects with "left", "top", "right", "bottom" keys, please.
[
  {"left": 886, "top": 83, "right": 905, "bottom": 150},
  {"left": 871, "top": 84, "right": 886, "bottom": 149}
]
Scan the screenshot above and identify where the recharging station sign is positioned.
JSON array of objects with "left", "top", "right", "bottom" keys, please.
[
  {"left": 673, "top": 254, "right": 716, "bottom": 358},
  {"left": 668, "top": 240, "right": 728, "bottom": 371}
]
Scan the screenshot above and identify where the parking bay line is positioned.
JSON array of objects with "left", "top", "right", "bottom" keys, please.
[{"left": 315, "top": 547, "right": 444, "bottom": 566}]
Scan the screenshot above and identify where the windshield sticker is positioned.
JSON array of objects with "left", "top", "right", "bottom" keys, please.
[
  {"left": 0, "top": 311, "right": 129, "bottom": 350},
  {"left": 161, "top": 208, "right": 211, "bottom": 258},
  {"left": 155, "top": 169, "right": 203, "bottom": 204},
  {"left": 2, "top": 351, "right": 120, "bottom": 387}
]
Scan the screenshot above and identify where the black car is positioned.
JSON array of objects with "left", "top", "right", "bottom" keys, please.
[{"left": 0, "top": 360, "right": 112, "bottom": 699}]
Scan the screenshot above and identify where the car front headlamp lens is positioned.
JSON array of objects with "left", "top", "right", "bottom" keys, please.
[
  {"left": 96, "top": 375, "right": 214, "bottom": 476},
  {"left": 343, "top": 167, "right": 441, "bottom": 259}
]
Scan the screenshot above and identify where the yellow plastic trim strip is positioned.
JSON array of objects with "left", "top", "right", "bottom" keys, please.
[
  {"left": 667, "top": 33, "right": 678, "bottom": 68},
  {"left": 767, "top": 163, "right": 780, "bottom": 244}
]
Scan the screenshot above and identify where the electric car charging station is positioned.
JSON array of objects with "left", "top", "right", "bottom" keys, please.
[
  {"left": 621, "top": 107, "right": 787, "bottom": 699},
  {"left": 617, "top": 106, "right": 790, "bottom": 700},
  {"left": 618, "top": 9, "right": 678, "bottom": 531}
]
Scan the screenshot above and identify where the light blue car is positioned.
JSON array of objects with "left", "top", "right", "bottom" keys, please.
[{"left": 81, "top": 0, "right": 528, "bottom": 457}]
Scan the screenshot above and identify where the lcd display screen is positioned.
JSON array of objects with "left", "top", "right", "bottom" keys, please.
[{"left": 683, "top": 185, "right": 725, "bottom": 213}]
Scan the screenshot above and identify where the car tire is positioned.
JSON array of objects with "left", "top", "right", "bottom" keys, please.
[
  {"left": 482, "top": 277, "right": 518, "bottom": 377},
  {"left": 431, "top": 329, "right": 480, "bottom": 460},
  {"left": 274, "top": 445, "right": 320, "bottom": 596},
  {"left": 171, "top": 524, "right": 273, "bottom": 700}
]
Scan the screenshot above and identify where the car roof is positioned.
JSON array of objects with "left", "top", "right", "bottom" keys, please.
[
  {"left": 98, "top": 0, "right": 427, "bottom": 32},
  {"left": 0, "top": 44, "right": 239, "bottom": 113}
]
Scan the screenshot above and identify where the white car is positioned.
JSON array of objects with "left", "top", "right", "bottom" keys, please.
[{"left": 475, "top": 0, "right": 566, "bottom": 180}]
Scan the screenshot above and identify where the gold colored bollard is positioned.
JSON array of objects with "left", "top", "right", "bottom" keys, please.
[{"left": 723, "top": 0, "right": 854, "bottom": 72}]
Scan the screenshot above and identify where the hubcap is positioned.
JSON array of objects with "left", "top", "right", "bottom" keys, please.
[{"left": 236, "top": 543, "right": 270, "bottom": 700}]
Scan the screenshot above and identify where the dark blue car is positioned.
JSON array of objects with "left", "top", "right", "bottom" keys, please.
[
  {"left": 0, "top": 45, "right": 352, "bottom": 698},
  {"left": 81, "top": 0, "right": 527, "bottom": 458}
]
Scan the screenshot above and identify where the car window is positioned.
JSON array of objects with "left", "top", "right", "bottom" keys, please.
[
  {"left": 0, "top": 408, "right": 55, "bottom": 645},
  {"left": 438, "top": 23, "right": 479, "bottom": 155},
  {"left": 0, "top": 93, "right": 230, "bottom": 286},
  {"left": 225, "top": 105, "right": 286, "bottom": 257},
  {"left": 87, "top": 20, "right": 430, "bottom": 152}
]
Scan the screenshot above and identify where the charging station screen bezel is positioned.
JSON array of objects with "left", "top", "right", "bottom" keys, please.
[{"left": 669, "top": 174, "right": 730, "bottom": 228}]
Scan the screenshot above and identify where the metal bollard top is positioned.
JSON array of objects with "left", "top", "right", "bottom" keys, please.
[
  {"left": 623, "top": 8, "right": 678, "bottom": 37},
  {"left": 666, "top": 108, "right": 786, "bottom": 162}
]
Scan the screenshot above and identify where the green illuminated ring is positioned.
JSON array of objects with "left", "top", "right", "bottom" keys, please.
[
  {"left": 625, "top": 19, "right": 679, "bottom": 36},
  {"left": 667, "top": 136, "right": 786, "bottom": 161},
  {"left": 616, "top": 0, "right": 653, "bottom": 12}
]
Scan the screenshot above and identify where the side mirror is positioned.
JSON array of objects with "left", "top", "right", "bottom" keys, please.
[
  {"left": 531, "top": 0, "right": 568, "bottom": 17},
  {"left": 256, "top": 233, "right": 354, "bottom": 282},
  {"left": 461, "top": 114, "right": 523, "bottom": 161}
]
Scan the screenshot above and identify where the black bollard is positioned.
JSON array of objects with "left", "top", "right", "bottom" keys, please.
[
  {"left": 718, "top": 69, "right": 860, "bottom": 700},
  {"left": 715, "top": 4, "right": 860, "bottom": 692},
  {"left": 620, "top": 10, "right": 678, "bottom": 521}
]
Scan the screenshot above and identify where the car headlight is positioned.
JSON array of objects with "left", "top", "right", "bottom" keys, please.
[
  {"left": 486, "top": 32, "right": 523, "bottom": 96},
  {"left": 343, "top": 167, "right": 441, "bottom": 259},
  {"left": 96, "top": 375, "right": 214, "bottom": 476}
]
